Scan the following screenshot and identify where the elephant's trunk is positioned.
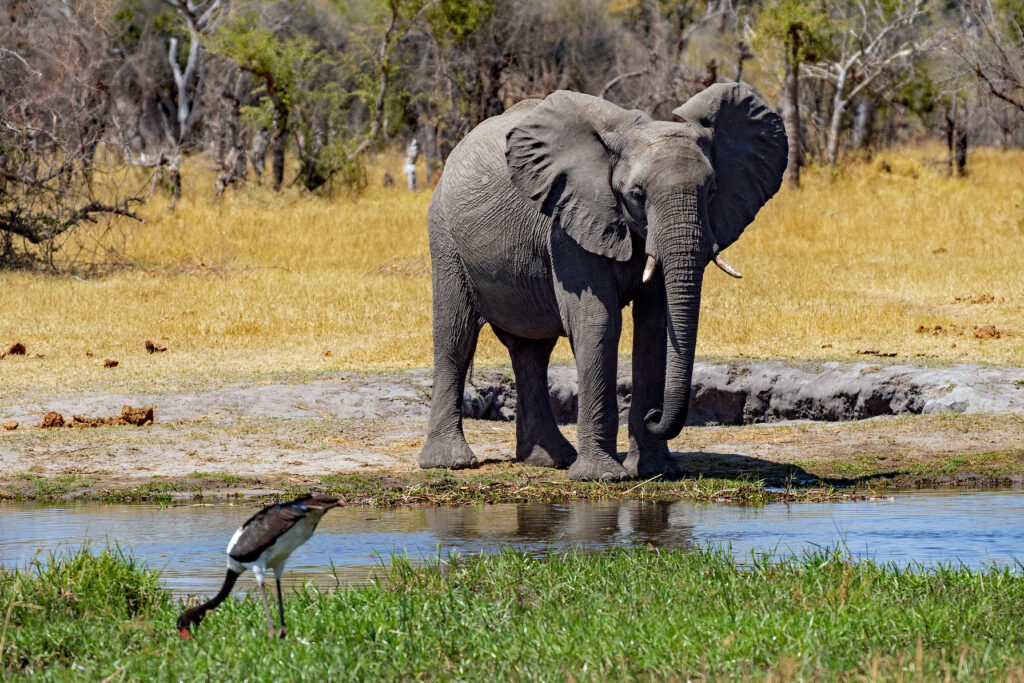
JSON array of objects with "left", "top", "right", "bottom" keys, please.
[{"left": 644, "top": 194, "right": 705, "bottom": 440}]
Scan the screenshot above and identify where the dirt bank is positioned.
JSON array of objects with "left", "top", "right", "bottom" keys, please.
[{"left": 1, "top": 361, "right": 1022, "bottom": 500}]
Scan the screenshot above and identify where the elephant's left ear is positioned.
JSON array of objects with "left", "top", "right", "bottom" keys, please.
[{"left": 673, "top": 83, "right": 787, "bottom": 252}]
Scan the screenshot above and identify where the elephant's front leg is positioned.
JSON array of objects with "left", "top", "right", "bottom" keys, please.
[
  {"left": 622, "top": 280, "right": 683, "bottom": 479},
  {"left": 563, "top": 291, "right": 630, "bottom": 482}
]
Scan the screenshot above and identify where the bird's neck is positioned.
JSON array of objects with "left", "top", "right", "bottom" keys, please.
[{"left": 189, "top": 569, "right": 240, "bottom": 620}]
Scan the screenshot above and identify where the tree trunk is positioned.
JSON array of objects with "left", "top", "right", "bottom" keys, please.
[
  {"left": 826, "top": 105, "right": 843, "bottom": 167},
  {"left": 403, "top": 138, "right": 419, "bottom": 190},
  {"left": 168, "top": 154, "right": 182, "bottom": 205},
  {"left": 250, "top": 129, "right": 269, "bottom": 181},
  {"left": 270, "top": 122, "right": 287, "bottom": 191},
  {"left": 783, "top": 51, "right": 801, "bottom": 189},
  {"left": 851, "top": 97, "right": 875, "bottom": 150},
  {"left": 946, "top": 110, "right": 968, "bottom": 177}
]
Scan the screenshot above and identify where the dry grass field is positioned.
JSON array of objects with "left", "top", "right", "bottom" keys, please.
[{"left": 1, "top": 147, "right": 1022, "bottom": 395}]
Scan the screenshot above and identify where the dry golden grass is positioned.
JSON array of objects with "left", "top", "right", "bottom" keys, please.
[{"left": 1, "top": 146, "right": 1022, "bottom": 394}]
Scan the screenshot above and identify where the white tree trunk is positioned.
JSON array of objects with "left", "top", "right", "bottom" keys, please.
[{"left": 403, "top": 138, "right": 419, "bottom": 191}]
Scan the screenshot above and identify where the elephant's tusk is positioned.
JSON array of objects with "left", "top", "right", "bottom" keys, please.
[
  {"left": 642, "top": 256, "right": 657, "bottom": 284},
  {"left": 713, "top": 254, "right": 742, "bottom": 279}
]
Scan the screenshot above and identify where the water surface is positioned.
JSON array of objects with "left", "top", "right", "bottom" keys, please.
[{"left": 1, "top": 491, "right": 1021, "bottom": 595}]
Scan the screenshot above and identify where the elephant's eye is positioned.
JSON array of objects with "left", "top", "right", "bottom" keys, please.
[{"left": 628, "top": 186, "right": 646, "bottom": 204}]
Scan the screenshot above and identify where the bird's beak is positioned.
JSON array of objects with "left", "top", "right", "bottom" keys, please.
[{"left": 179, "top": 627, "right": 194, "bottom": 640}]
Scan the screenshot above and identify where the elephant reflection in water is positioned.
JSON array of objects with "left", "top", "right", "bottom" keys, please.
[{"left": 424, "top": 501, "right": 691, "bottom": 549}]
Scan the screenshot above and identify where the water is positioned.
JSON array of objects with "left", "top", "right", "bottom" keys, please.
[{"left": 1, "top": 491, "right": 1022, "bottom": 595}]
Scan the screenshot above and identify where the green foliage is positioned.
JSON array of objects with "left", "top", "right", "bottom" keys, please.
[
  {"left": 894, "top": 65, "right": 940, "bottom": 116},
  {"left": 209, "top": 16, "right": 326, "bottom": 120},
  {"left": 110, "top": 0, "right": 186, "bottom": 54},
  {"left": 995, "top": 0, "right": 1024, "bottom": 32},
  {"left": 425, "top": 0, "right": 496, "bottom": 47},
  {"left": 755, "top": 0, "right": 834, "bottom": 66},
  {"left": 3, "top": 547, "right": 1024, "bottom": 679},
  {"left": 209, "top": 14, "right": 366, "bottom": 192}
]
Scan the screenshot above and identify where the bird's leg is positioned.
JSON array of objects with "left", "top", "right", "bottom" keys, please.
[
  {"left": 256, "top": 580, "right": 276, "bottom": 638},
  {"left": 274, "top": 569, "right": 287, "bottom": 639}
]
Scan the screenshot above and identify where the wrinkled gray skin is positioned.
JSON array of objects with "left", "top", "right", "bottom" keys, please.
[{"left": 419, "top": 82, "right": 788, "bottom": 481}]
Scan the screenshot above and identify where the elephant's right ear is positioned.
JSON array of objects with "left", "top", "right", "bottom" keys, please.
[{"left": 506, "top": 91, "right": 635, "bottom": 262}]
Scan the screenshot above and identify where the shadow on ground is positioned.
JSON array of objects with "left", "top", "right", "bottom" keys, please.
[{"left": 670, "top": 450, "right": 906, "bottom": 488}]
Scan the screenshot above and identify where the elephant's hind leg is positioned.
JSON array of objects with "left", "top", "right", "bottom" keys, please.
[
  {"left": 493, "top": 330, "right": 576, "bottom": 469},
  {"left": 419, "top": 232, "right": 482, "bottom": 470}
]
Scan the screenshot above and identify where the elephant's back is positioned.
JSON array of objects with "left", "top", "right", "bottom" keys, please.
[
  {"left": 433, "top": 100, "right": 564, "bottom": 338},
  {"left": 440, "top": 100, "right": 541, "bottom": 204}
]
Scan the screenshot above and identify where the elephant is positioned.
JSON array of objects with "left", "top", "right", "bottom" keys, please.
[{"left": 418, "top": 82, "right": 787, "bottom": 481}]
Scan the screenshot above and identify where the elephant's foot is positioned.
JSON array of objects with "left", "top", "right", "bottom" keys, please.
[
  {"left": 622, "top": 447, "right": 683, "bottom": 480},
  {"left": 517, "top": 437, "right": 577, "bottom": 469},
  {"left": 418, "top": 438, "right": 479, "bottom": 470},
  {"left": 567, "top": 454, "right": 629, "bottom": 482},
  {"left": 623, "top": 426, "right": 683, "bottom": 479}
]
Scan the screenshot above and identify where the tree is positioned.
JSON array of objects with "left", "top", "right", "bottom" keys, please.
[
  {"left": 601, "top": 0, "right": 725, "bottom": 116},
  {"left": 755, "top": 0, "right": 832, "bottom": 188},
  {"left": 801, "top": 0, "right": 934, "bottom": 166},
  {"left": 1, "top": 1, "right": 145, "bottom": 271},
  {"left": 211, "top": 20, "right": 331, "bottom": 190},
  {"left": 954, "top": 0, "right": 1024, "bottom": 113}
]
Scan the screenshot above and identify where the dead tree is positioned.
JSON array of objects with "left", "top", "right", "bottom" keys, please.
[
  {"left": 953, "top": 0, "right": 1024, "bottom": 114},
  {"left": 158, "top": 0, "right": 228, "bottom": 201},
  {"left": 0, "top": 3, "right": 145, "bottom": 270},
  {"left": 946, "top": 98, "right": 969, "bottom": 176}
]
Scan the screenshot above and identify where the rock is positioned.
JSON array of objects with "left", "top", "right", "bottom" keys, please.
[
  {"left": 457, "top": 361, "right": 1024, "bottom": 427},
  {"left": 548, "top": 382, "right": 578, "bottom": 424},
  {"left": 2, "top": 421, "right": 17, "bottom": 431}
]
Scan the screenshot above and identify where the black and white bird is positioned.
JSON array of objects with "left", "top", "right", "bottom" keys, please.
[{"left": 177, "top": 493, "right": 340, "bottom": 639}]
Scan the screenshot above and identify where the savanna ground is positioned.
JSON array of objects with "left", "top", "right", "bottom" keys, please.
[{"left": 2, "top": 146, "right": 1023, "bottom": 500}]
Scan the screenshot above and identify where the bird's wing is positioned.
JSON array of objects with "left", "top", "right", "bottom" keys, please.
[{"left": 228, "top": 502, "right": 309, "bottom": 563}]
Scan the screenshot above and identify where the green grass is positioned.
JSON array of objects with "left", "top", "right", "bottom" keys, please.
[
  {"left": 3, "top": 547, "right": 1023, "bottom": 680},
  {"left": 2, "top": 468, "right": 851, "bottom": 505}
]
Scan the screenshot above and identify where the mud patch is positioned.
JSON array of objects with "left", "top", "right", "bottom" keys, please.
[
  {"left": 973, "top": 325, "right": 1002, "bottom": 339},
  {"left": 1, "top": 342, "right": 26, "bottom": 358},
  {"left": 36, "top": 406, "right": 154, "bottom": 429},
  {"left": 37, "top": 412, "right": 65, "bottom": 428}
]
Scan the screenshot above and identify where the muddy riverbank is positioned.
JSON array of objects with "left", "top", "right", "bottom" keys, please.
[{"left": 1, "top": 360, "right": 1022, "bottom": 501}]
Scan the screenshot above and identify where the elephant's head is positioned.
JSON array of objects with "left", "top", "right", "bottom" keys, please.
[{"left": 505, "top": 83, "right": 787, "bottom": 440}]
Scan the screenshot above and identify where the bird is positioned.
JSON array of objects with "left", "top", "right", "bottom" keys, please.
[{"left": 176, "top": 493, "right": 340, "bottom": 640}]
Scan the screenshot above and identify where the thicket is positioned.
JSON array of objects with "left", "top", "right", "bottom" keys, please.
[{"left": 1, "top": 0, "right": 1022, "bottom": 268}]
